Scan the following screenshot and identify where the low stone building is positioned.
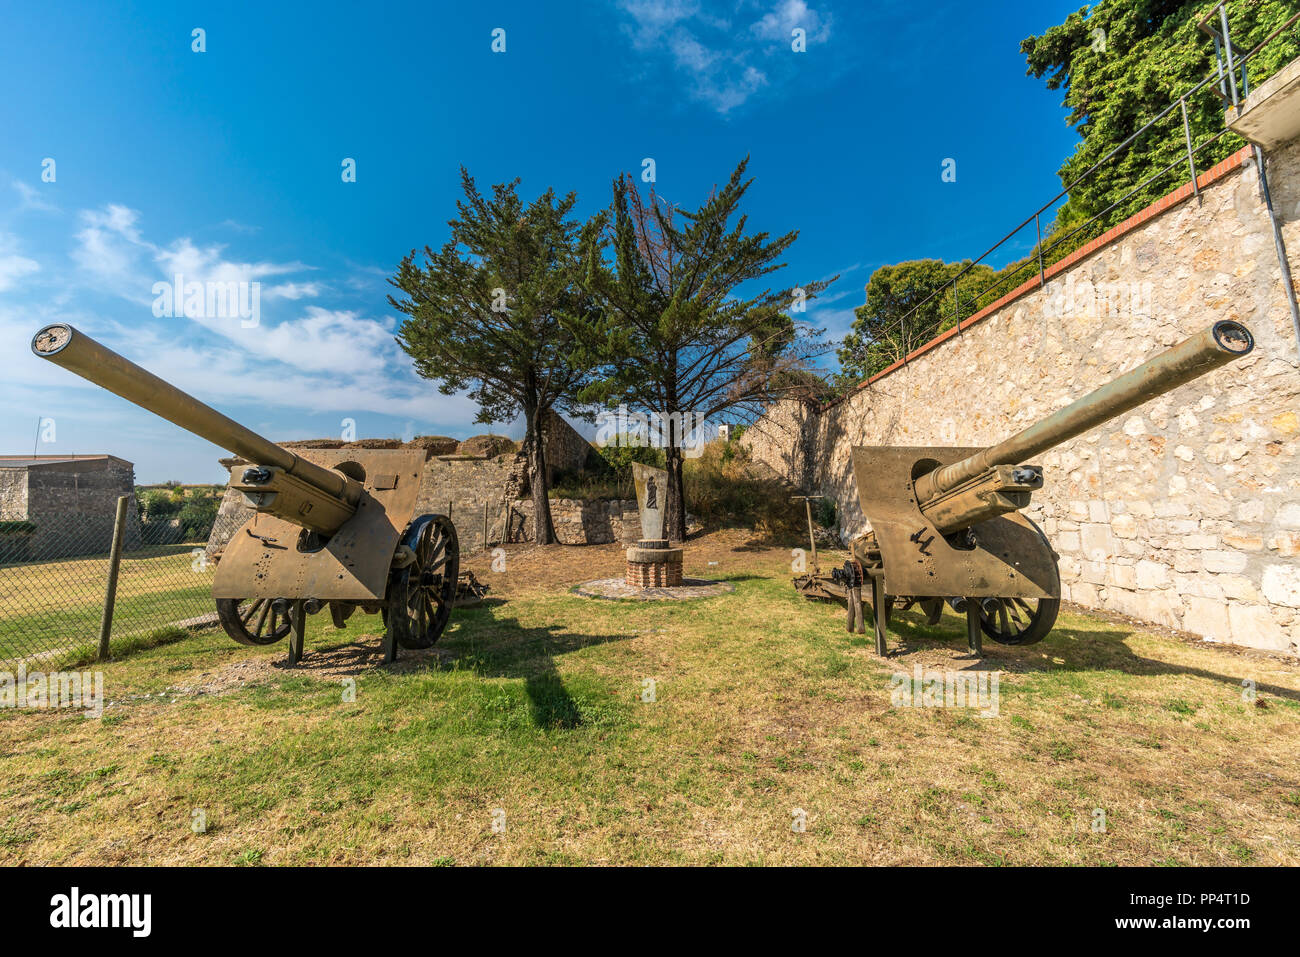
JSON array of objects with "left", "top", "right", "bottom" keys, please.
[{"left": 0, "top": 455, "right": 139, "bottom": 561}]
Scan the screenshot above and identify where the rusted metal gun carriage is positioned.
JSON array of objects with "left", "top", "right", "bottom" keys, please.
[
  {"left": 32, "top": 323, "right": 461, "bottom": 664},
  {"left": 794, "top": 321, "right": 1255, "bottom": 656}
]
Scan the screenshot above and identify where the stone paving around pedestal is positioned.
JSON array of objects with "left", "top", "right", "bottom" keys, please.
[{"left": 572, "top": 577, "right": 736, "bottom": 601}]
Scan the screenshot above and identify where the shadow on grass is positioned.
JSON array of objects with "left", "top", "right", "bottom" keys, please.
[
  {"left": 271, "top": 607, "right": 633, "bottom": 730},
  {"left": 876, "top": 606, "right": 1300, "bottom": 702},
  {"left": 440, "top": 606, "right": 635, "bottom": 730}
]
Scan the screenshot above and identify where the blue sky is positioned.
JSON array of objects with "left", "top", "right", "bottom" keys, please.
[{"left": 0, "top": 0, "right": 1083, "bottom": 483}]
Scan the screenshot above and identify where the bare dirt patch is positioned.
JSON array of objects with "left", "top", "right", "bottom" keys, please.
[{"left": 460, "top": 528, "right": 781, "bottom": 595}]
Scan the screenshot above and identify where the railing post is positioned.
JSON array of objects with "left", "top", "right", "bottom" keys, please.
[
  {"left": 97, "top": 495, "right": 129, "bottom": 661},
  {"left": 1219, "top": 4, "right": 1240, "bottom": 109},
  {"left": 954, "top": 279, "right": 961, "bottom": 335},
  {"left": 1035, "top": 213, "right": 1045, "bottom": 287},
  {"left": 1180, "top": 97, "right": 1200, "bottom": 202}
]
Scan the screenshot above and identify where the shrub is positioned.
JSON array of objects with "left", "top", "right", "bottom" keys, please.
[
  {"left": 550, "top": 438, "right": 665, "bottom": 501},
  {"left": 595, "top": 438, "right": 665, "bottom": 473},
  {"left": 137, "top": 489, "right": 181, "bottom": 522},
  {"left": 176, "top": 495, "right": 220, "bottom": 539},
  {"left": 682, "top": 442, "right": 803, "bottom": 541},
  {"left": 814, "top": 495, "right": 837, "bottom": 530}
]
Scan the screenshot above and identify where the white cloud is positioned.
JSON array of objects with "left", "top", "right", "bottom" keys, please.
[
  {"left": 69, "top": 204, "right": 155, "bottom": 302},
  {"left": 0, "top": 254, "right": 39, "bottom": 291},
  {"left": 621, "top": 0, "right": 700, "bottom": 40},
  {"left": 0, "top": 234, "right": 39, "bottom": 291},
  {"left": 70, "top": 204, "right": 315, "bottom": 308},
  {"left": 202, "top": 306, "right": 395, "bottom": 377},
  {"left": 154, "top": 236, "right": 308, "bottom": 284},
  {"left": 751, "top": 0, "right": 832, "bottom": 44},
  {"left": 265, "top": 281, "right": 322, "bottom": 300},
  {"left": 12, "top": 179, "right": 57, "bottom": 213},
  {"left": 217, "top": 219, "right": 260, "bottom": 234},
  {"left": 616, "top": 0, "right": 832, "bottom": 113},
  {"left": 1, "top": 201, "right": 490, "bottom": 476}
]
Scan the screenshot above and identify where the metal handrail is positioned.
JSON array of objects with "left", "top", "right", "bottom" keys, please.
[{"left": 840, "top": 3, "right": 1300, "bottom": 384}]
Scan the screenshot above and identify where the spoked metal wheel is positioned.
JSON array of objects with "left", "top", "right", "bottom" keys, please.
[
  {"left": 978, "top": 597, "right": 1060, "bottom": 646},
  {"left": 216, "top": 597, "right": 295, "bottom": 646},
  {"left": 383, "top": 514, "right": 459, "bottom": 650}
]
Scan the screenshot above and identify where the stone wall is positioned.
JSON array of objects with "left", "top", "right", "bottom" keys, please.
[
  {"left": 501, "top": 498, "right": 642, "bottom": 546},
  {"left": 745, "top": 141, "right": 1300, "bottom": 655},
  {"left": 21, "top": 458, "right": 140, "bottom": 559},
  {"left": 207, "top": 411, "right": 602, "bottom": 557},
  {"left": 0, "top": 468, "right": 26, "bottom": 521},
  {"left": 542, "top": 411, "right": 600, "bottom": 477}
]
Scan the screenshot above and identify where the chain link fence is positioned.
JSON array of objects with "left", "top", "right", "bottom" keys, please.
[{"left": 0, "top": 500, "right": 244, "bottom": 667}]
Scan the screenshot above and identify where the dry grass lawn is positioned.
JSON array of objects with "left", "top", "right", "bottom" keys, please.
[{"left": 1, "top": 530, "right": 1297, "bottom": 865}]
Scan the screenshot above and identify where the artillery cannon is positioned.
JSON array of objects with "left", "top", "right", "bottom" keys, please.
[
  {"left": 794, "top": 321, "right": 1255, "bottom": 656},
  {"left": 32, "top": 323, "right": 460, "bottom": 664}
]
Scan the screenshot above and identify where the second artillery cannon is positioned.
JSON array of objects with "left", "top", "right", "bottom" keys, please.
[
  {"left": 793, "top": 320, "right": 1255, "bottom": 655},
  {"left": 32, "top": 323, "right": 462, "bottom": 664}
]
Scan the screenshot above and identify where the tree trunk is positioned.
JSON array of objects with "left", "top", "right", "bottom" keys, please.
[
  {"left": 527, "top": 406, "right": 557, "bottom": 545},
  {"left": 664, "top": 443, "right": 686, "bottom": 543}
]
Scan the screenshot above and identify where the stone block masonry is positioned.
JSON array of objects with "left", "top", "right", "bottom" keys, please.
[
  {"left": 205, "top": 411, "right": 632, "bottom": 557},
  {"left": 745, "top": 139, "right": 1300, "bottom": 655},
  {"left": 0, "top": 455, "right": 140, "bottom": 559}
]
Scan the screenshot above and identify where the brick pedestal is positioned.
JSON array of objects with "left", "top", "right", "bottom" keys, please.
[{"left": 625, "top": 539, "right": 684, "bottom": 589}]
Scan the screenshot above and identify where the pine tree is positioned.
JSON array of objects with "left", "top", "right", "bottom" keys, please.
[
  {"left": 389, "top": 169, "right": 596, "bottom": 545},
  {"left": 575, "top": 158, "right": 834, "bottom": 541}
]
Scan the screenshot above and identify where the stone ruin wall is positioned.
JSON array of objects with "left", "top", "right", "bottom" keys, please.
[
  {"left": 206, "top": 411, "right": 641, "bottom": 556},
  {"left": 745, "top": 140, "right": 1300, "bottom": 655}
]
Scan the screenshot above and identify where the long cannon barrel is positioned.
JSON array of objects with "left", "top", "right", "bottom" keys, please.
[
  {"left": 914, "top": 320, "right": 1254, "bottom": 505},
  {"left": 30, "top": 323, "right": 359, "bottom": 507}
]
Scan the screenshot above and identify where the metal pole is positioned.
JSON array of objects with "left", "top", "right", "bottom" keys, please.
[
  {"left": 483, "top": 502, "right": 489, "bottom": 553},
  {"left": 1035, "top": 213, "right": 1045, "bottom": 286},
  {"left": 1253, "top": 145, "right": 1300, "bottom": 363},
  {"left": 97, "top": 495, "right": 129, "bottom": 661},
  {"left": 871, "top": 575, "right": 888, "bottom": 655},
  {"left": 966, "top": 602, "right": 983, "bottom": 657},
  {"left": 1219, "top": 5, "right": 1240, "bottom": 109},
  {"left": 287, "top": 599, "right": 306, "bottom": 666},
  {"left": 1180, "top": 98, "right": 1201, "bottom": 202},
  {"left": 804, "top": 499, "right": 818, "bottom": 569},
  {"left": 953, "top": 279, "right": 961, "bottom": 336}
]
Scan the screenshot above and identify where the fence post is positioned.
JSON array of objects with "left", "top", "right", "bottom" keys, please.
[{"left": 98, "top": 495, "right": 129, "bottom": 661}]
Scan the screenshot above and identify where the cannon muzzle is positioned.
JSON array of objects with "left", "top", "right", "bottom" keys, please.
[
  {"left": 32, "top": 323, "right": 361, "bottom": 532},
  {"left": 913, "top": 321, "right": 1253, "bottom": 512}
]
